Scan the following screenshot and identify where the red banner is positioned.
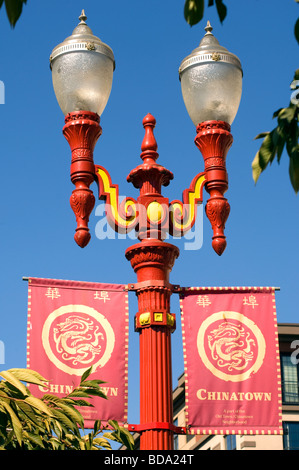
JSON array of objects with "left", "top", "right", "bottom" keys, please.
[
  {"left": 26, "top": 278, "right": 129, "bottom": 428},
  {"left": 180, "top": 287, "right": 283, "bottom": 436}
]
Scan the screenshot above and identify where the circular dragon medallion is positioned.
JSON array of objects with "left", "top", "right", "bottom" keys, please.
[
  {"left": 197, "top": 311, "right": 266, "bottom": 382},
  {"left": 42, "top": 305, "right": 115, "bottom": 376}
]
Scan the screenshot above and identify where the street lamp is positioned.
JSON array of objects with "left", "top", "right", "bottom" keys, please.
[
  {"left": 50, "top": 10, "right": 115, "bottom": 248},
  {"left": 179, "top": 21, "right": 242, "bottom": 126},
  {"left": 179, "top": 21, "right": 242, "bottom": 255},
  {"left": 50, "top": 10, "right": 114, "bottom": 116},
  {"left": 50, "top": 13, "right": 242, "bottom": 450}
]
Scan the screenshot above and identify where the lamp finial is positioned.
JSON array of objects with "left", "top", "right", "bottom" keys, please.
[
  {"left": 204, "top": 21, "right": 213, "bottom": 34},
  {"left": 79, "top": 9, "right": 87, "bottom": 24}
]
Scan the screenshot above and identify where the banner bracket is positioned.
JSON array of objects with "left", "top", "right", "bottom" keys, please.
[
  {"left": 125, "top": 281, "right": 181, "bottom": 292},
  {"left": 128, "top": 422, "right": 186, "bottom": 434}
]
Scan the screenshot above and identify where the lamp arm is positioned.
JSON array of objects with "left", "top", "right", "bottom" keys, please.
[
  {"left": 94, "top": 165, "right": 139, "bottom": 233},
  {"left": 169, "top": 172, "right": 206, "bottom": 237}
]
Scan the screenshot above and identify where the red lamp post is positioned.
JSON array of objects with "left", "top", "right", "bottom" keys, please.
[
  {"left": 124, "top": 114, "right": 179, "bottom": 449},
  {"left": 50, "top": 13, "right": 242, "bottom": 450}
]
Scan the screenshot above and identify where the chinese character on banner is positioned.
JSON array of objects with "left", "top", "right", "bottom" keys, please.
[
  {"left": 243, "top": 295, "right": 259, "bottom": 308},
  {"left": 180, "top": 287, "right": 283, "bottom": 436},
  {"left": 196, "top": 295, "right": 211, "bottom": 308},
  {"left": 45, "top": 287, "right": 61, "bottom": 299},
  {"left": 94, "top": 290, "right": 111, "bottom": 302},
  {"left": 26, "top": 278, "right": 129, "bottom": 428}
]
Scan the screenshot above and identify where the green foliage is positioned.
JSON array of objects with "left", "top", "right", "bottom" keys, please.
[
  {"left": 0, "top": 0, "right": 27, "bottom": 27},
  {"left": 295, "top": 17, "right": 299, "bottom": 44},
  {"left": 184, "top": 0, "right": 227, "bottom": 27},
  {"left": 252, "top": 71, "right": 299, "bottom": 193},
  {"left": 295, "top": 1, "right": 299, "bottom": 43},
  {"left": 0, "top": 367, "right": 134, "bottom": 450}
]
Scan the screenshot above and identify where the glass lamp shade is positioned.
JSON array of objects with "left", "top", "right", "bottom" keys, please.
[
  {"left": 50, "top": 11, "right": 115, "bottom": 116},
  {"left": 179, "top": 22, "right": 242, "bottom": 126}
]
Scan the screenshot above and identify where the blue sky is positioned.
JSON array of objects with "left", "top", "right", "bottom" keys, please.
[{"left": 0, "top": 0, "right": 298, "bottom": 428}]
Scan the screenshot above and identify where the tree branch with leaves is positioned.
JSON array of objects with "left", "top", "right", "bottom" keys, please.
[
  {"left": 252, "top": 71, "right": 299, "bottom": 192},
  {"left": 0, "top": 367, "right": 134, "bottom": 450}
]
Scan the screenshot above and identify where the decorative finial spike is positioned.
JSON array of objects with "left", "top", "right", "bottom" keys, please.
[
  {"left": 204, "top": 20, "right": 213, "bottom": 34},
  {"left": 141, "top": 113, "right": 158, "bottom": 157},
  {"left": 79, "top": 9, "right": 87, "bottom": 24}
]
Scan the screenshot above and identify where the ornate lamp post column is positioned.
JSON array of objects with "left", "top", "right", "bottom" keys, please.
[
  {"left": 50, "top": 13, "right": 242, "bottom": 450},
  {"left": 124, "top": 114, "right": 179, "bottom": 449}
]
